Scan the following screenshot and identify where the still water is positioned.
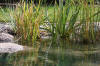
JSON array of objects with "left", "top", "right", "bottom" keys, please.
[{"left": 0, "top": 39, "right": 100, "bottom": 66}]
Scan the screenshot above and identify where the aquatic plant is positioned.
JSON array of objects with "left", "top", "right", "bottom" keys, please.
[
  {"left": 77, "top": 0, "right": 100, "bottom": 42},
  {"left": 1, "top": 0, "right": 100, "bottom": 43},
  {"left": 14, "top": 1, "right": 43, "bottom": 44},
  {"left": 44, "top": 0, "right": 80, "bottom": 39},
  {"left": 44, "top": 0, "right": 100, "bottom": 43}
]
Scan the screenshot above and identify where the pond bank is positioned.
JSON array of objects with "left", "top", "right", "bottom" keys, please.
[{"left": 0, "top": 22, "right": 25, "bottom": 53}]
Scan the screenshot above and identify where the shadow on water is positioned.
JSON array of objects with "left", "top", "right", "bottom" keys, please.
[
  {"left": 0, "top": 53, "right": 9, "bottom": 66},
  {"left": 1, "top": 38, "right": 100, "bottom": 66}
]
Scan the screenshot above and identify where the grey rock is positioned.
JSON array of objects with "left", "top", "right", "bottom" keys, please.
[
  {"left": 0, "top": 23, "right": 15, "bottom": 35},
  {"left": 0, "top": 33, "right": 14, "bottom": 42},
  {"left": 0, "top": 43, "right": 24, "bottom": 53}
]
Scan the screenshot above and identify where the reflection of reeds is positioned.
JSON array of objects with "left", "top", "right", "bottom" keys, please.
[{"left": 15, "top": 1, "right": 43, "bottom": 44}]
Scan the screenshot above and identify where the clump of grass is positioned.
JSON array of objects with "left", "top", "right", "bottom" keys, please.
[
  {"left": 44, "top": 0, "right": 100, "bottom": 43},
  {"left": 45, "top": 0, "right": 80, "bottom": 39},
  {"left": 14, "top": 1, "right": 43, "bottom": 44},
  {"left": 77, "top": 0, "right": 100, "bottom": 43}
]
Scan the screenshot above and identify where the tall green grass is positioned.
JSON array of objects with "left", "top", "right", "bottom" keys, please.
[
  {"left": 14, "top": 1, "right": 43, "bottom": 44},
  {"left": 77, "top": 0, "right": 100, "bottom": 42},
  {"left": 44, "top": 0, "right": 100, "bottom": 43},
  {"left": 1, "top": 0, "right": 99, "bottom": 44},
  {"left": 45, "top": 0, "right": 80, "bottom": 39}
]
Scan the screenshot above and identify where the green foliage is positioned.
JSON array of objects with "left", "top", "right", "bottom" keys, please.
[
  {"left": 46, "top": 0, "right": 80, "bottom": 39},
  {"left": 14, "top": 1, "right": 43, "bottom": 44},
  {"left": 44, "top": 0, "right": 100, "bottom": 42},
  {"left": 0, "top": 0, "right": 100, "bottom": 43},
  {"left": 0, "top": 7, "right": 14, "bottom": 22}
]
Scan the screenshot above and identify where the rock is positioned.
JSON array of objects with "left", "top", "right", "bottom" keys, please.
[
  {"left": 40, "top": 29, "right": 52, "bottom": 39},
  {"left": 0, "top": 33, "right": 14, "bottom": 42},
  {"left": 0, "top": 43, "right": 24, "bottom": 53},
  {"left": 0, "top": 23, "right": 15, "bottom": 35}
]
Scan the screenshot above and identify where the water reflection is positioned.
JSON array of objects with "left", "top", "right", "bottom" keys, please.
[{"left": 0, "top": 39, "right": 100, "bottom": 66}]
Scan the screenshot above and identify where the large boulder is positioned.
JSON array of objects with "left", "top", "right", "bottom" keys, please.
[
  {"left": 0, "top": 33, "right": 14, "bottom": 42},
  {"left": 0, "top": 43, "right": 24, "bottom": 53}
]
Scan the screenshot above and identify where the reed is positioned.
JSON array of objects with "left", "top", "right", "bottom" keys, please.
[
  {"left": 46, "top": 0, "right": 80, "bottom": 39},
  {"left": 14, "top": 1, "right": 43, "bottom": 44},
  {"left": 1, "top": 0, "right": 99, "bottom": 44},
  {"left": 45, "top": 0, "right": 100, "bottom": 42},
  {"left": 78, "top": 0, "right": 100, "bottom": 42}
]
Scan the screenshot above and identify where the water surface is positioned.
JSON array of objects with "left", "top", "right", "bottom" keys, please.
[{"left": 0, "top": 39, "right": 100, "bottom": 66}]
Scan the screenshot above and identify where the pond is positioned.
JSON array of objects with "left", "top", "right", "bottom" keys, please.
[{"left": 0, "top": 39, "right": 100, "bottom": 66}]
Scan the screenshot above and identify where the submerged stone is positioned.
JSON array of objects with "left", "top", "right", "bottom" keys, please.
[
  {"left": 0, "top": 33, "right": 14, "bottom": 42},
  {"left": 0, "top": 43, "right": 24, "bottom": 53}
]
